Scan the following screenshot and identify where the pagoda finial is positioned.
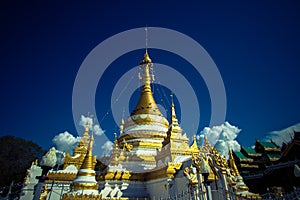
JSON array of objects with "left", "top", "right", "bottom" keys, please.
[
  {"left": 170, "top": 92, "right": 174, "bottom": 105},
  {"left": 140, "top": 26, "right": 152, "bottom": 65},
  {"left": 120, "top": 118, "right": 124, "bottom": 134},
  {"left": 229, "top": 149, "right": 241, "bottom": 176},
  {"left": 192, "top": 135, "right": 198, "bottom": 148},
  {"left": 140, "top": 49, "right": 152, "bottom": 65},
  {"left": 145, "top": 25, "right": 148, "bottom": 51},
  {"left": 114, "top": 132, "right": 118, "bottom": 141},
  {"left": 131, "top": 33, "right": 164, "bottom": 117},
  {"left": 83, "top": 121, "right": 90, "bottom": 137},
  {"left": 80, "top": 135, "right": 95, "bottom": 170},
  {"left": 170, "top": 93, "right": 178, "bottom": 125}
]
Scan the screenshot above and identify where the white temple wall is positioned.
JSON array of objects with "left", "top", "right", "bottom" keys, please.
[
  {"left": 45, "top": 182, "right": 70, "bottom": 200},
  {"left": 20, "top": 164, "right": 42, "bottom": 200},
  {"left": 99, "top": 181, "right": 148, "bottom": 199},
  {"left": 146, "top": 164, "right": 190, "bottom": 199}
]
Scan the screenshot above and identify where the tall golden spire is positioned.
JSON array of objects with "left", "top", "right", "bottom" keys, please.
[
  {"left": 80, "top": 134, "right": 95, "bottom": 170},
  {"left": 228, "top": 149, "right": 241, "bottom": 177},
  {"left": 83, "top": 121, "right": 90, "bottom": 137},
  {"left": 130, "top": 50, "right": 163, "bottom": 116},
  {"left": 169, "top": 94, "right": 182, "bottom": 133},
  {"left": 70, "top": 134, "right": 98, "bottom": 192},
  {"left": 228, "top": 150, "right": 250, "bottom": 192},
  {"left": 170, "top": 94, "right": 178, "bottom": 125},
  {"left": 62, "top": 134, "right": 100, "bottom": 199}
]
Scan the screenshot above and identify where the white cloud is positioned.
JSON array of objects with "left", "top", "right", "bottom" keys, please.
[
  {"left": 55, "top": 150, "right": 65, "bottom": 166},
  {"left": 40, "top": 147, "right": 57, "bottom": 167},
  {"left": 52, "top": 131, "right": 80, "bottom": 154},
  {"left": 198, "top": 122, "right": 241, "bottom": 158},
  {"left": 79, "top": 115, "right": 106, "bottom": 136},
  {"left": 101, "top": 141, "right": 114, "bottom": 157},
  {"left": 93, "top": 124, "right": 105, "bottom": 136},
  {"left": 262, "top": 123, "right": 300, "bottom": 146},
  {"left": 79, "top": 115, "right": 93, "bottom": 128}
]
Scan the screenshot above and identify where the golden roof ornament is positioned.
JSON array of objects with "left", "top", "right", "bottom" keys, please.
[
  {"left": 170, "top": 94, "right": 179, "bottom": 125},
  {"left": 130, "top": 26, "right": 164, "bottom": 117},
  {"left": 83, "top": 121, "right": 90, "bottom": 137},
  {"left": 130, "top": 50, "right": 164, "bottom": 117},
  {"left": 119, "top": 117, "right": 124, "bottom": 134},
  {"left": 140, "top": 26, "right": 151, "bottom": 65},
  {"left": 140, "top": 49, "right": 152, "bottom": 64},
  {"left": 80, "top": 135, "right": 96, "bottom": 170}
]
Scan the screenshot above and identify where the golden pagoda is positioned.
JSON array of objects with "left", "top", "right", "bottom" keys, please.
[
  {"left": 22, "top": 42, "right": 260, "bottom": 200},
  {"left": 115, "top": 50, "right": 170, "bottom": 171},
  {"left": 63, "top": 122, "right": 91, "bottom": 169},
  {"left": 46, "top": 123, "right": 92, "bottom": 183},
  {"left": 62, "top": 134, "right": 100, "bottom": 200}
]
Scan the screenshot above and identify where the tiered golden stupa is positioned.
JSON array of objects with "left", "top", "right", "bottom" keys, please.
[
  {"left": 100, "top": 50, "right": 199, "bottom": 176},
  {"left": 64, "top": 122, "right": 92, "bottom": 169},
  {"left": 46, "top": 123, "right": 92, "bottom": 182},
  {"left": 62, "top": 134, "right": 100, "bottom": 200},
  {"left": 116, "top": 50, "right": 171, "bottom": 171}
]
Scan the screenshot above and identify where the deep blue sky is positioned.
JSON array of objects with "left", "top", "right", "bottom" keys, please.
[{"left": 1, "top": 0, "right": 299, "bottom": 152}]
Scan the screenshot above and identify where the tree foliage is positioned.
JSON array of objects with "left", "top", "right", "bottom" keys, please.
[{"left": 0, "top": 135, "right": 45, "bottom": 188}]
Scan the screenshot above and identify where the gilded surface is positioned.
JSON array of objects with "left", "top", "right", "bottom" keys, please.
[
  {"left": 39, "top": 185, "right": 50, "bottom": 200},
  {"left": 47, "top": 171, "right": 77, "bottom": 181},
  {"left": 63, "top": 129, "right": 91, "bottom": 170},
  {"left": 124, "top": 114, "right": 169, "bottom": 127},
  {"left": 72, "top": 183, "right": 98, "bottom": 190},
  {"left": 63, "top": 152, "right": 85, "bottom": 170},
  {"left": 184, "top": 167, "right": 199, "bottom": 186},
  {"left": 166, "top": 162, "right": 182, "bottom": 178},
  {"left": 77, "top": 171, "right": 96, "bottom": 177},
  {"left": 102, "top": 170, "right": 132, "bottom": 181},
  {"left": 129, "top": 51, "right": 167, "bottom": 120},
  {"left": 62, "top": 193, "right": 101, "bottom": 200}
]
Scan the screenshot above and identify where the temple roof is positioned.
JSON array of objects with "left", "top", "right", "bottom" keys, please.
[
  {"left": 255, "top": 140, "right": 281, "bottom": 152},
  {"left": 260, "top": 141, "right": 278, "bottom": 149},
  {"left": 242, "top": 147, "right": 262, "bottom": 157},
  {"left": 234, "top": 151, "right": 253, "bottom": 162},
  {"left": 266, "top": 153, "right": 281, "bottom": 161}
]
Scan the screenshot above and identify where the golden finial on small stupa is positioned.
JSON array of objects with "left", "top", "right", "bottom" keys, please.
[
  {"left": 170, "top": 93, "right": 177, "bottom": 122},
  {"left": 120, "top": 108, "right": 125, "bottom": 134},
  {"left": 83, "top": 121, "right": 90, "bottom": 137},
  {"left": 90, "top": 132, "right": 94, "bottom": 142},
  {"left": 80, "top": 135, "right": 95, "bottom": 170},
  {"left": 189, "top": 135, "right": 199, "bottom": 153},
  {"left": 114, "top": 132, "right": 118, "bottom": 142}
]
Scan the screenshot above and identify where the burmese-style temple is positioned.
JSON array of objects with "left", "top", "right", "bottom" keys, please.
[
  {"left": 233, "top": 131, "right": 300, "bottom": 196},
  {"left": 21, "top": 50, "right": 261, "bottom": 200}
]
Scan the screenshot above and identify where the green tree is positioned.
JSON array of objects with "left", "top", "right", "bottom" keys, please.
[{"left": 0, "top": 135, "right": 45, "bottom": 197}]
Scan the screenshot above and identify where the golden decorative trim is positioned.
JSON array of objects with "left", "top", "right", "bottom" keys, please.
[
  {"left": 118, "top": 132, "right": 167, "bottom": 142},
  {"left": 167, "top": 163, "right": 182, "bottom": 178},
  {"left": 62, "top": 193, "right": 101, "bottom": 200},
  {"left": 124, "top": 115, "right": 169, "bottom": 128},
  {"left": 102, "top": 170, "right": 131, "bottom": 181},
  {"left": 47, "top": 171, "right": 77, "bottom": 181},
  {"left": 63, "top": 152, "right": 86, "bottom": 170},
  {"left": 72, "top": 182, "right": 98, "bottom": 190},
  {"left": 77, "top": 171, "right": 96, "bottom": 177},
  {"left": 101, "top": 163, "right": 181, "bottom": 182}
]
